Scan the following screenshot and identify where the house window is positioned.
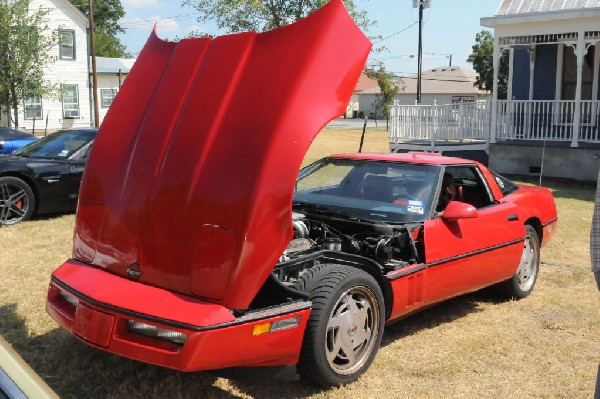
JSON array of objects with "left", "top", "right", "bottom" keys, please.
[
  {"left": 100, "top": 89, "right": 117, "bottom": 108},
  {"left": 59, "top": 30, "right": 75, "bottom": 60},
  {"left": 61, "top": 84, "right": 79, "bottom": 118},
  {"left": 24, "top": 96, "right": 42, "bottom": 120},
  {"left": 561, "top": 46, "right": 595, "bottom": 101}
]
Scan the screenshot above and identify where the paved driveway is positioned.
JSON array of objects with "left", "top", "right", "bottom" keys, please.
[{"left": 326, "top": 117, "right": 386, "bottom": 129}]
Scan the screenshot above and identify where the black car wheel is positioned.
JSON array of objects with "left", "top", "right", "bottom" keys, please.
[
  {"left": 294, "top": 264, "right": 385, "bottom": 387},
  {"left": 0, "top": 176, "right": 35, "bottom": 225}
]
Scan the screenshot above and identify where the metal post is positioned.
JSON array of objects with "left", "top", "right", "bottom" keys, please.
[
  {"left": 88, "top": 0, "right": 100, "bottom": 128},
  {"left": 358, "top": 116, "right": 368, "bottom": 153},
  {"left": 572, "top": 33, "right": 585, "bottom": 148},
  {"left": 490, "top": 36, "right": 501, "bottom": 144},
  {"left": 417, "top": 2, "right": 423, "bottom": 104}
]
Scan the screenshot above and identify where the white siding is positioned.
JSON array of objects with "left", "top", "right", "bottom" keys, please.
[
  {"left": 13, "top": 0, "right": 91, "bottom": 132},
  {"left": 97, "top": 75, "right": 127, "bottom": 123}
]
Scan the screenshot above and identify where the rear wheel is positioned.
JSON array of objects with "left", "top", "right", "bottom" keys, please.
[
  {"left": 0, "top": 176, "right": 35, "bottom": 225},
  {"left": 499, "top": 224, "right": 540, "bottom": 299},
  {"left": 294, "top": 264, "right": 384, "bottom": 387}
]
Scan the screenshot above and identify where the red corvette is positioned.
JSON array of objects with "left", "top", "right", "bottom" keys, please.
[{"left": 45, "top": 0, "right": 557, "bottom": 387}]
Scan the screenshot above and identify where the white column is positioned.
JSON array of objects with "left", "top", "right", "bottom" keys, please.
[
  {"left": 507, "top": 47, "right": 515, "bottom": 101},
  {"left": 528, "top": 46, "right": 536, "bottom": 100},
  {"left": 572, "top": 32, "right": 585, "bottom": 147},
  {"left": 490, "top": 36, "right": 500, "bottom": 144},
  {"left": 526, "top": 46, "right": 536, "bottom": 139}
]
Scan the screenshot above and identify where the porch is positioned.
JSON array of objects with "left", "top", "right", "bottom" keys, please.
[
  {"left": 388, "top": 99, "right": 600, "bottom": 180},
  {"left": 390, "top": 99, "right": 600, "bottom": 146}
]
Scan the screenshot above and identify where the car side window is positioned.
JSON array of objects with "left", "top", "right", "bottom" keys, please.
[{"left": 443, "top": 166, "right": 494, "bottom": 209}]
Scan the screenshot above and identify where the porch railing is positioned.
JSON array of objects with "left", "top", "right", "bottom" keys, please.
[
  {"left": 495, "top": 100, "right": 600, "bottom": 142},
  {"left": 389, "top": 101, "right": 490, "bottom": 146},
  {"left": 389, "top": 100, "right": 600, "bottom": 146}
]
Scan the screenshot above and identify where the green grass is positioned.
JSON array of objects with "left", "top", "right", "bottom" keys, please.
[{"left": 1, "top": 127, "right": 599, "bottom": 398}]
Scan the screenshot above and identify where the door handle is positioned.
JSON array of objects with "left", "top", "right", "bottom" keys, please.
[
  {"left": 42, "top": 176, "right": 60, "bottom": 183},
  {"left": 507, "top": 214, "right": 519, "bottom": 221}
]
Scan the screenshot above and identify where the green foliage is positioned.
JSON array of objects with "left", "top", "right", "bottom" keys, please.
[
  {"left": 366, "top": 63, "right": 401, "bottom": 120},
  {"left": 467, "top": 30, "right": 509, "bottom": 99},
  {"left": 180, "top": 0, "right": 374, "bottom": 33},
  {"left": 0, "top": 0, "right": 59, "bottom": 127},
  {"left": 69, "top": 0, "right": 129, "bottom": 57},
  {"left": 95, "top": 29, "right": 131, "bottom": 58}
]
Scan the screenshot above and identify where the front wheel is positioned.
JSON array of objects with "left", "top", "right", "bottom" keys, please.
[
  {"left": 0, "top": 176, "right": 35, "bottom": 226},
  {"left": 499, "top": 224, "right": 540, "bottom": 299},
  {"left": 294, "top": 264, "right": 385, "bottom": 387}
]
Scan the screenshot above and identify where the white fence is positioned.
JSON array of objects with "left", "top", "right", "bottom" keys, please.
[
  {"left": 496, "top": 100, "right": 600, "bottom": 142},
  {"left": 390, "top": 99, "right": 600, "bottom": 147},
  {"left": 389, "top": 101, "right": 490, "bottom": 146}
]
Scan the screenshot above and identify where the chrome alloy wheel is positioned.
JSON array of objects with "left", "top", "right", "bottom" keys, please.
[
  {"left": 516, "top": 233, "right": 538, "bottom": 292},
  {"left": 0, "top": 182, "right": 30, "bottom": 225},
  {"left": 325, "top": 286, "right": 380, "bottom": 376}
]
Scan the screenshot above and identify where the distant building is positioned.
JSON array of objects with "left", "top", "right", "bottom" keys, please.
[
  {"left": 94, "top": 57, "right": 136, "bottom": 123},
  {"left": 345, "top": 72, "right": 378, "bottom": 118},
  {"left": 359, "top": 66, "right": 489, "bottom": 118},
  {"left": 0, "top": 0, "right": 92, "bottom": 132}
]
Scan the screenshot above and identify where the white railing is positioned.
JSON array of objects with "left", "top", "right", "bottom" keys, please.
[
  {"left": 389, "top": 99, "right": 600, "bottom": 146},
  {"left": 389, "top": 101, "right": 490, "bottom": 146},
  {"left": 496, "top": 100, "right": 600, "bottom": 142}
]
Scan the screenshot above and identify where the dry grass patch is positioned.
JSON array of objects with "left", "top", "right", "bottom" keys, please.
[{"left": 1, "top": 127, "right": 599, "bottom": 398}]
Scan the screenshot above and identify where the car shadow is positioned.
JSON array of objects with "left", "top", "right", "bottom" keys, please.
[
  {"left": 0, "top": 290, "right": 502, "bottom": 398},
  {"left": 380, "top": 288, "right": 501, "bottom": 347},
  {"left": 0, "top": 304, "right": 239, "bottom": 399}
]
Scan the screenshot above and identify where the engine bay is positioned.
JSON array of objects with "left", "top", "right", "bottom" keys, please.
[{"left": 272, "top": 211, "right": 423, "bottom": 287}]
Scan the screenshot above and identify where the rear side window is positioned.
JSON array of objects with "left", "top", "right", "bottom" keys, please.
[{"left": 490, "top": 170, "right": 519, "bottom": 196}]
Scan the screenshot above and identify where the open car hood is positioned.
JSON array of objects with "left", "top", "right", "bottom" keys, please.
[{"left": 73, "top": 0, "right": 371, "bottom": 310}]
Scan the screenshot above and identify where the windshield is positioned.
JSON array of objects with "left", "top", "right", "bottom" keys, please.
[
  {"left": 294, "top": 158, "right": 441, "bottom": 223},
  {"left": 13, "top": 129, "right": 95, "bottom": 159}
]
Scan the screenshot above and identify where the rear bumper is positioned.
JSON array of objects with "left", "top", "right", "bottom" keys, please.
[{"left": 46, "top": 259, "right": 310, "bottom": 371}]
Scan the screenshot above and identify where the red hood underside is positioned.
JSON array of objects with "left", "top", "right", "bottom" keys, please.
[{"left": 73, "top": 0, "right": 372, "bottom": 309}]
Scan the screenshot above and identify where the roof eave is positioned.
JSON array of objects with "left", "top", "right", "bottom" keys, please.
[{"left": 481, "top": 8, "right": 600, "bottom": 27}]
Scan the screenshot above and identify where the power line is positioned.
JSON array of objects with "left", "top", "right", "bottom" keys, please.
[{"left": 373, "top": 20, "right": 419, "bottom": 43}]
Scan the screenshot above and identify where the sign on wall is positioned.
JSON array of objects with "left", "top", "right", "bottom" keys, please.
[{"left": 452, "top": 96, "right": 475, "bottom": 103}]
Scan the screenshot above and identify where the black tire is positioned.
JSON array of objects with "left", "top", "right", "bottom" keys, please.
[
  {"left": 294, "top": 264, "right": 385, "bottom": 387},
  {"left": 499, "top": 225, "right": 540, "bottom": 299},
  {"left": 0, "top": 176, "right": 35, "bottom": 225}
]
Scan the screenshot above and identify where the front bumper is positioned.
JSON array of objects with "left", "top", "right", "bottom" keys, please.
[{"left": 46, "top": 259, "right": 310, "bottom": 371}]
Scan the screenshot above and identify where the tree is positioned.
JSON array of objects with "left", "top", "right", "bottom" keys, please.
[
  {"left": 0, "top": 0, "right": 59, "bottom": 127},
  {"left": 467, "top": 30, "right": 509, "bottom": 99},
  {"left": 95, "top": 29, "right": 129, "bottom": 58},
  {"left": 366, "top": 63, "right": 401, "bottom": 122},
  {"left": 180, "top": 0, "right": 374, "bottom": 33},
  {"left": 69, "top": 0, "right": 130, "bottom": 57}
]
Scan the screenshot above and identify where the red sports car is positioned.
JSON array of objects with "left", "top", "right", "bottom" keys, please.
[{"left": 45, "top": 0, "right": 557, "bottom": 387}]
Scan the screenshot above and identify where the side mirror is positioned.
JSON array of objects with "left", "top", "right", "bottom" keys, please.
[{"left": 442, "top": 201, "right": 478, "bottom": 222}]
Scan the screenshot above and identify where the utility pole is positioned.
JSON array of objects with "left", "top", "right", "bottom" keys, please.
[
  {"left": 88, "top": 0, "right": 99, "bottom": 127},
  {"left": 413, "top": 0, "right": 431, "bottom": 104}
]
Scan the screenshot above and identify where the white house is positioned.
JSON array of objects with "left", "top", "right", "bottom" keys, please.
[
  {"left": 94, "top": 57, "right": 135, "bottom": 122},
  {"left": 0, "top": 0, "right": 92, "bottom": 132},
  {"left": 359, "top": 66, "right": 489, "bottom": 118},
  {"left": 481, "top": 0, "right": 600, "bottom": 180}
]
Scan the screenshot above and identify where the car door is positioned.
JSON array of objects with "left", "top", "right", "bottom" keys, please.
[
  {"left": 422, "top": 165, "right": 524, "bottom": 303},
  {"left": 34, "top": 160, "right": 72, "bottom": 213}
]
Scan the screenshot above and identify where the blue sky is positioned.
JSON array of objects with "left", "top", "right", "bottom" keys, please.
[{"left": 118, "top": 0, "right": 500, "bottom": 77}]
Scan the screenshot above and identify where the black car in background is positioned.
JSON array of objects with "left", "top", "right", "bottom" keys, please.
[{"left": 0, "top": 128, "right": 98, "bottom": 225}]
